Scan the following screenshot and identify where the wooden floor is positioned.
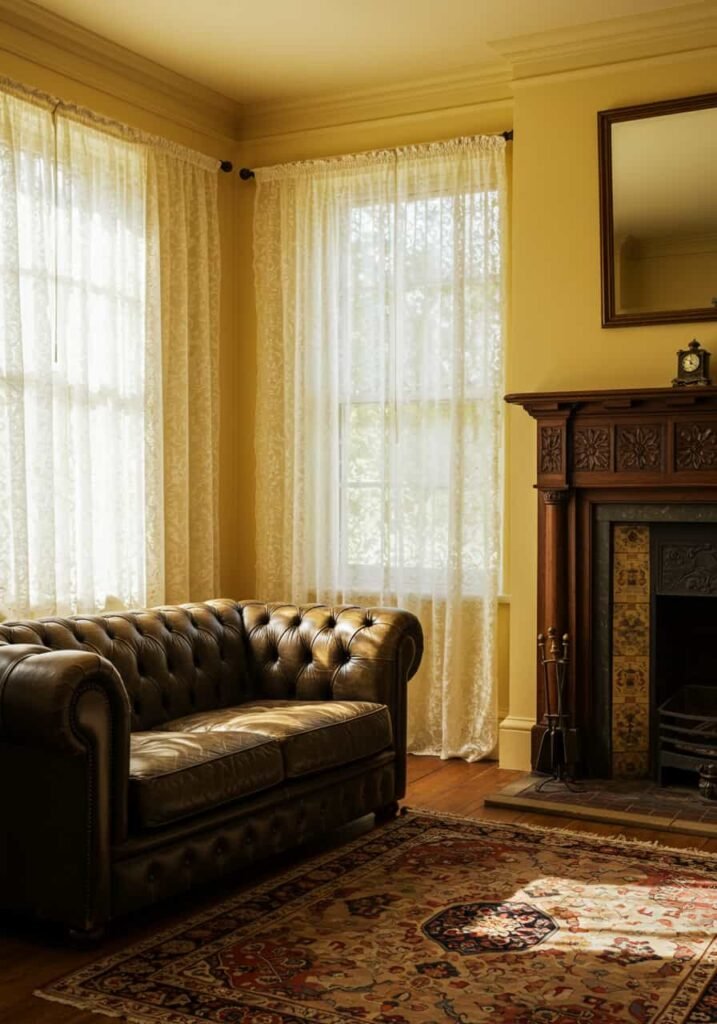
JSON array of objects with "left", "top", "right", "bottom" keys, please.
[{"left": 2, "top": 756, "right": 716, "bottom": 1023}]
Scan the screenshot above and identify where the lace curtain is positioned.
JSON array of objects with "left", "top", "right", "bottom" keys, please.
[
  {"left": 0, "top": 86, "right": 220, "bottom": 618},
  {"left": 147, "top": 151, "right": 220, "bottom": 603},
  {"left": 253, "top": 137, "right": 507, "bottom": 760}
]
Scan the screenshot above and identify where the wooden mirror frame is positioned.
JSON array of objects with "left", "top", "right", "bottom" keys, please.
[{"left": 598, "top": 92, "right": 717, "bottom": 328}]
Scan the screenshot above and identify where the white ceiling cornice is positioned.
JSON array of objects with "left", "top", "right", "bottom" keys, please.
[
  {"left": 239, "top": 1, "right": 717, "bottom": 139},
  {"left": 239, "top": 64, "right": 514, "bottom": 142},
  {"left": 0, "top": 0, "right": 242, "bottom": 141},
  {"left": 490, "top": 1, "right": 717, "bottom": 81}
]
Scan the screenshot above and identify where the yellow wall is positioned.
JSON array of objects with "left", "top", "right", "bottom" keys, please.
[{"left": 0, "top": 46, "right": 249, "bottom": 601}]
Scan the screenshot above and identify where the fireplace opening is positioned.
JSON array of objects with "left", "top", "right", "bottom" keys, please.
[{"left": 651, "top": 523, "right": 717, "bottom": 786}]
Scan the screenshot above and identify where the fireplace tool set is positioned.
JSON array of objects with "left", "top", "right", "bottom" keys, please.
[{"left": 535, "top": 628, "right": 579, "bottom": 790}]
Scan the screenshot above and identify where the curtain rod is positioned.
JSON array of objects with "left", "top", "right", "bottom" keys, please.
[
  {"left": 238, "top": 130, "right": 513, "bottom": 180},
  {"left": 0, "top": 74, "right": 234, "bottom": 173}
]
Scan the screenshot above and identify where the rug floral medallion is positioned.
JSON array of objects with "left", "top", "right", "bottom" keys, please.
[{"left": 38, "top": 812, "right": 717, "bottom": 1024}]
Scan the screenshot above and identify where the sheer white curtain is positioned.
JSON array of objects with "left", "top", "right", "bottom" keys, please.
[
  {"left": 0, "top": 85, "right": 220, "bottom": 619},
  {"left": 0, "top": 94, "right": 160, "bottom": 618},
  {"left": 254, "top": 137, "right": 507, "bottom": 760},
  {"left": 147, "top": 151, "right": 220, "bottom": 604}
]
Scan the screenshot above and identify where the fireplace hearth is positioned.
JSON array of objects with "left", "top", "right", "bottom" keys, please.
[{"left": 506, "top": 386, "right": 717, "bottom": 785}]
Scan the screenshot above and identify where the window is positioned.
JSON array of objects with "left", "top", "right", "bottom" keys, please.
[{"left": 338, "top": 189, "right": 503, "bottom": 596}]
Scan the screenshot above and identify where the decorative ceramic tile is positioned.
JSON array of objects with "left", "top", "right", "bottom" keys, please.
[
  {"left": 613, "top": 657, "right": 649, "bottom": 701},
  {"left": 612, "top": 602, "right": 650, "bottom": 657},
  {"left": 612, "top": 700, "right": 649, "bottom": 751},
  {"left": 613, "top": 551, "right": 650, "bottom": 601},
  {"left": 612, "top": 750, "right": 650, "bottom": 779},
  {"left": 614, "top": 524, "right": 650, "bottom": 553},
  {"left": 611, "top": 524, "right": 650, "bottom": 779}
]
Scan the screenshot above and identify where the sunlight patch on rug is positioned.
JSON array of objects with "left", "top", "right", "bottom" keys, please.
[{"left": 37, "top": 811, "right": 717, "bottom": 1023}]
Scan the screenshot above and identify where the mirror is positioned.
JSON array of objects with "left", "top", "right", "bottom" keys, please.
[{"left": 599, "top": 93, "right": 717, "bottom": 327}]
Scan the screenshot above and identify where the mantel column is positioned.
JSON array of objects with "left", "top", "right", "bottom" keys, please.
[
  {"left": 531, "top": 486, "right": 573, "bottom": 770},
  {"left": 532, "top": 413, "right": 573, "bottom": 769},
  {"left": 540, "top": 488, "right": 569, "bottom": 640}
]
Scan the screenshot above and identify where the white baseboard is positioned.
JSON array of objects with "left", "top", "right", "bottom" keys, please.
[{"left": 498, "top": 715, "right": 534, "bottom": 771}]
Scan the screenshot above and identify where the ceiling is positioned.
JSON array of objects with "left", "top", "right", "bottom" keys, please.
[{"left": 31, "top": 0, "right": 699, "bottom": 105}]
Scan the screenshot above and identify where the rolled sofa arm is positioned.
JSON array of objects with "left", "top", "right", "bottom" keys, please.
[
  {"left": 238, "top": 602, "right": 423, "bottom": 798},
  {"left": 0, "top": 644, "right": 131, "bottom": 931}
]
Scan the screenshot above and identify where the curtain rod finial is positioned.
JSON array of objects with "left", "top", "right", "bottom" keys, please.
[
  {"left": 239, "top": 167, "right": 255, "bottom": 180},
  {"left": 220, "top": 160, "right": 233, "bottom": 172}
]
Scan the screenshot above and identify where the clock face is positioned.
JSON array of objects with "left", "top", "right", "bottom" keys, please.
[{"left": 682, "top": 352, "right": 701, "bottom": 373}]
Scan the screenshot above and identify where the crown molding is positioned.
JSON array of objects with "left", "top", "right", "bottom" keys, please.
[
  {"left": 0, "top": 0, "right": 243, "bottom": 141},
  {"left": 1, "top": 0, "right": 713, "bottom": 146},
  {"left": 490, "top": 1, "right": 717, "bottom": 81},
  {"left": 238, "top": 63, "right": 513, "bottom": 142}
]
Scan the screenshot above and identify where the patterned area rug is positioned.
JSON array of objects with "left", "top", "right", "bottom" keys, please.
[{"left": 37, "top": 811, "right": 717, "bottom": 1024}]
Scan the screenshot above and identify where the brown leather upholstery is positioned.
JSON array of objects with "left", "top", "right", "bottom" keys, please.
[
  {"left": 0, "top": 600, "right": 423, "bottom": 934},
  {"left": 240, "top": 602, "right": 419, "bottom": 700},
  {"left": 112, "top": 755, "right": 397, "bottom": 917},
  {"left": 129, "top": 732, "right": 284, "bottom": 828},
  {"left": 157, "top": 700, "right": 393, "bottom": 778},
  {"left": 0, "top": 643, "right": 131, "bottom": 930},
  {"left": 0, "top": 601, "right": 252, "bottom": 732}
]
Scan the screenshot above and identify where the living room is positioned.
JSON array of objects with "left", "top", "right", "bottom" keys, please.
[{"left": 1, "top": 2, "right": 716, "bottom": 1022}]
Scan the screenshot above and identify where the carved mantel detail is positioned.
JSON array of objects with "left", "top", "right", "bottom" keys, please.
[
  {"left": 675, "top": 423, "right": 717, "bottom": 470},
  {"left": 574, "top": 427, "right": 610, "bottom": 471},
  {"left": 541, "top": 489, "right": 570, "bottom": 505},
  {"left": 539, "top": 426, "right": 563, "bottom": 473},
  {"left": 616, "top": 425, "right": 662, "bottom": 471}
]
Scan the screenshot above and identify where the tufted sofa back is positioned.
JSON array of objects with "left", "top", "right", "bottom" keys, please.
[
  {"left": 0, "top": 599, "right": 423, "bottom": 735},
  {"left": 0, "top": 600, "right": 251, "bottom": 732},
  {"left": 238, "top": 601, "right": 420, "bottom": 701}
]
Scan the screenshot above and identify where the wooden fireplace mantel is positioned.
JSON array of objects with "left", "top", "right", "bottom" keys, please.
[
  {"left": 505, "top": 385, "right": 717, "bottom": 773},
  {"left": 506, "top": 385, "right": 717, "bottom": 480}
]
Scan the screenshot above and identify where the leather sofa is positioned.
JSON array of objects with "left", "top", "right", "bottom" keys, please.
[{"left": 0, "top": 599, "right": 422, "bottom": 936}]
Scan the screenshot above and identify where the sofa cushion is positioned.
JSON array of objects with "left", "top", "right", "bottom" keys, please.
[
  {"left": 129, "top": 731, "right": 284, "bottom": 829},
  {"left": 158, "top": 700, "right": 393, "bottom": 779}
]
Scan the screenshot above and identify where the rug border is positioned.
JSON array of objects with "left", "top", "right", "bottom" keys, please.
[
  {"left": 406, "top": 805, "right": 717, "bottom": 861},
  {"left": 35, "top": 807, "right": 717, "bottom": 1024}
]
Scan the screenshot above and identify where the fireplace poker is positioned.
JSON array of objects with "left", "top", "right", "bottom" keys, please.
[{"left": 535, "top": 628, "right": 580, "bottom": 791}]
